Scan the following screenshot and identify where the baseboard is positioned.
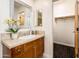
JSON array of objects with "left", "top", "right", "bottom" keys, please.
[
  {"left": 43, "top": 53, "right": 53, "bottom": 58},
  {"left": 3, "top": 55, "right": 10, "bottom": 58},
  {"left": 54, "top": 41, "right": 74, "bottom": 48}
]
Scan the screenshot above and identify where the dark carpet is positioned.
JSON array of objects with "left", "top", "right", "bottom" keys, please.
[{"left": 53, "top": 43, "right": 75, "bottom": 58}]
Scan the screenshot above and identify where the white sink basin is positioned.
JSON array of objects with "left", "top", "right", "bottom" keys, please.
[
  {"left": 18, "top": 35, "right": 36, "bottom": 40},
  {"left": 11, "top": 35, "right": 36, "bottom": 43}
]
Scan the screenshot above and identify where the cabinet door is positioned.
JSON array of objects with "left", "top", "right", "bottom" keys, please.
[
  {"left": 11, "top": 45, "right": 24, "bottom": 58},
  {"left": 34, "top": 37, "right": 44, "bottom": 57},
  {"left": 24, "top": 42, "right": 35, "bottom": 58}
]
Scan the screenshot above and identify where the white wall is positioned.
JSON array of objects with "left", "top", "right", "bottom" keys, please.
[
  {"left": 0, "top": 0, "right": 10, "bottom": 31},
  {"left": 0, "top": 0, "right": 13, "bottom": 57},
  {"left": 53, "top": 0, "right": 76, "bottom": 47},
  {"left": 33, "top": 0, "right": 53, "bottom": 58}
]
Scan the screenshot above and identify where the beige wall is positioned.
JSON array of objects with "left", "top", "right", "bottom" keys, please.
[
  {"left": 53, "top": 0, "right": 76, "bottom": 47},
  {"left": 54, "top": 18, "right": 74, "bottom": 47},
  {"left": 0, "top": 0, "right": 13, "bottom": 57},
  {"left": 33, "top": 0, "right": 53, "bottom": 58}
]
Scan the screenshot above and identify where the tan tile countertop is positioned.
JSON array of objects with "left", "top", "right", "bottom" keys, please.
[{"left": 2, "top": 34, "right": 44, "bottom": 49}]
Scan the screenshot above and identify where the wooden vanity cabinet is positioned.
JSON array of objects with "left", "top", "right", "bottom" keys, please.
[
  {"left": 7, "top": 37, "right": 44, "bottom": 58},
  {"left": 11, "top": 45, "right": 24, "bottom": 58},
  {"left": 23, "top": 42, "right": 35, "bottom": 58}
]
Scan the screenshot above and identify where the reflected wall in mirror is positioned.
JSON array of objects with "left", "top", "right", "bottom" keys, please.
[
  {"left": 37, "top": 11, "right": 42, "bottom": 26},
  {"left": 18, "top": 11, "right": 25, "bottom": 25}
]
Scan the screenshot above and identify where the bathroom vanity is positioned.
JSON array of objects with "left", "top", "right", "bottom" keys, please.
[{"left": 2, "top": 34, "right": 44, "bottom": 58}]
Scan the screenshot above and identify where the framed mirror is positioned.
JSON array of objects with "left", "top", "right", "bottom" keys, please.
[
  {"left": 37, "top": 11, "right": 42, "bottom": 26},
  {"left": 14, "top": 0, "right": 32, "bottom": 28}
]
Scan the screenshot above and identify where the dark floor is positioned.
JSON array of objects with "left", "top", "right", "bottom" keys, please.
[{"left": 54, "top": 43, "right": 75, "bottom": 58}]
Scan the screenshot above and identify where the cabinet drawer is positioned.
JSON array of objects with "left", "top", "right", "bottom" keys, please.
[{"left": 11, "top": 45, "right": 24, "bottom": 56}]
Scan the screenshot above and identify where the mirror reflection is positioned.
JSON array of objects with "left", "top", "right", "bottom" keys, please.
[{"left": 37, "top": 11, "right": 42, "bottom": 26}]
